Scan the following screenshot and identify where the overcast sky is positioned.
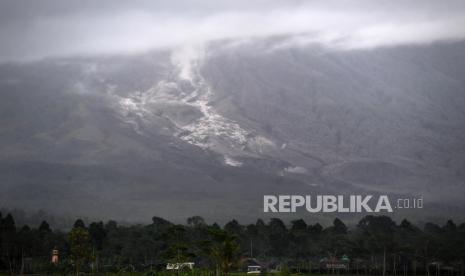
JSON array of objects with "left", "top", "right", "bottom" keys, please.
[{"left": 1, "top": 0, "right": 465, "bottom": 62}]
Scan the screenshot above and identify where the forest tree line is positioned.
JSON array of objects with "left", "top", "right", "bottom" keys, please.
[{"left": 1, "top": 212, "right": 465, "bottom": 275}]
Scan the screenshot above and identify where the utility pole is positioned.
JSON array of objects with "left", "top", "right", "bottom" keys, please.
[
  {"left": 177, "top": 248, "right": 181, "bottom": 276},
  {"left": 250, "top": 239, "right": 253, "bottom": 258},
  {"left": 383, "top": 246, "right": 386, "bottom": 276}
]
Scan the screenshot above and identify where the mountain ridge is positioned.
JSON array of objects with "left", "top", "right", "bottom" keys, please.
[{"left": 1, "top": 39, "right": 465, "bottom": 222}]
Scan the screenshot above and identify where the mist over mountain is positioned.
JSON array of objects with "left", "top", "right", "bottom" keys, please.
[{"left": 1, "top": 37, "right": 464, "bottom": 223}]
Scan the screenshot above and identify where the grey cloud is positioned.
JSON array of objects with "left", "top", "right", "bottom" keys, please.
[{"left": 0, "top": 0, "right": 465, "bottom": 62}]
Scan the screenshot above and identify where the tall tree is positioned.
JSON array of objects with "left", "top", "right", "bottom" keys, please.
[
  {"left": 38, "top": 221, "right": 51, "bottom": 233},
  {"left": 203, "top": 228, "right": 239, "bottom": 276},
  {"left": 1, "top": 214, "right": 16, "bottom": 274},
  {"left": 187, "top": 216, "right": 206, "bottom": 228},
  {"left": 358, "top": 215, "right": 397, "bottom": 276},
  {"left": 69, "top": 227, "right": 92, "bottom": 276},
  {"left": 73, "top": 219, "right": 86, "bottom": 229}
]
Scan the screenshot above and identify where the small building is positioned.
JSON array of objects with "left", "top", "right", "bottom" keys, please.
[
  {"left": 247, "top": 265, "right": 262, "bottom": 274},
  {"left": 166, "top": 262, "right": 194, "bottom": 271},
  {"left": 320, "top": 256, "right": 349, "bottom": 271},
  {"left": 51, "top": 247, "right": 59, "bottom": 264},
  {"left": 241, "top": 257, "right": 264, "bottom": 273}
]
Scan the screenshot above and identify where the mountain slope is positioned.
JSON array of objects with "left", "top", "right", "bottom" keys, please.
[{"left": 1, "top": 39, "right": 465, "bottom": 223}]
